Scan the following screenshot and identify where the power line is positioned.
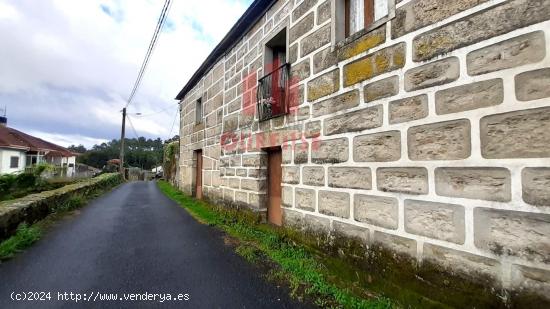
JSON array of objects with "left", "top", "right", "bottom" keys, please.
[
  {"left": 126, "top": 115, "right": 140, "bottom": 140},
  {"left": 166, "top": 107, "right": 179, "bottom": 141},
  {"left": 126, "top": 0, "right": 172, "bottom": 109},
  {"left": 126, "top": 0, "right": 171, "bottom": 107},
  {"left": 132, "top": 101, "right": 179, "bottom": 118},
  {"left": 126, "top": 115, "right": 144, "bottom": 169},
  {"left": 120, "top": 0, "right": 172, "bottom": 173}
]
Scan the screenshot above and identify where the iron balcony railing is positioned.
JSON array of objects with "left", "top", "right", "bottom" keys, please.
[{"left": 257, "top": 63, "right": 290, "bottom": 121}]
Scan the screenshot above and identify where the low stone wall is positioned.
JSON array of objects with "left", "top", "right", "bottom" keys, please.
[{"left": 0, "top": 173, "right": 123, "bottom": 241}]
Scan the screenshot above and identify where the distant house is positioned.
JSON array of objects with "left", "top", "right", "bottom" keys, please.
[{"left": 0, "top": 117, "right": 76, "bottom": 176}]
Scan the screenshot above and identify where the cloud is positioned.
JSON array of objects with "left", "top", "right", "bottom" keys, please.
[
  {"left": 27, "top": 130, "right": 110, "bottom": 149},
  {"left": 0, "top": 0, "right": 251, "bottom": 148},
  {"left": 0, "top": 2, "right": 19, "bottom": 21}
]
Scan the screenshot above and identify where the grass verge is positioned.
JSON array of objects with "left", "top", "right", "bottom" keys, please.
[
  {"left": 0, "top": 224, "right": 41, "bottom": 260},
  {"left": 158, "top": 180, "right": 395, "bottom": 309}
]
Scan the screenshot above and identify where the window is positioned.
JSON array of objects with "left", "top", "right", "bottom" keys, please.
[
  {"left": 334, "top": 0, "right": 395, "bottom": 41},
  {"left": 26, "top": 153, "right": 44, "bottom": 166},
  {"left": 263, "top": 29, "right": 287, "bottom": 74},
  {"left": 257, "top": 28, "right": 290, "bottom": 121},
  {"left": 195, "top": 98, "right": 203, "bottom": 124},
  {"left": 10, "top": 156, "right": 19, "bottom": 168}
]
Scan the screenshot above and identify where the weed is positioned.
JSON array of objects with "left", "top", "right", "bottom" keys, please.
[
  {"left": 55, "top": 196, "right": 85, "bottom": 213},
  {"left": 158, "top": 181, "right": 395, "bottom": 309},
  {"left": 235, "top": 244, "right": 261, "bottom": 263},
  {"left": 0, "top": 224, "right": 41, "bottom": 260}
]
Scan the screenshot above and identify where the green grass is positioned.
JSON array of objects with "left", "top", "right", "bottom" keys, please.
[
  {"left": 158, "top": 181, "right": 395, "bottom": 309},
  {"left": 0, "top": 224, "right": 42, "bottom": 260},
  {"left": 0, "top": 196, "right": 85, "bottom": 261},
  {"left": 54, "top": 196, "right": 85, "bottom": 213}
]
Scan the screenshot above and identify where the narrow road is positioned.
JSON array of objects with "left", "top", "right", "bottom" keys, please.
[{"left": 0, "top": 181, "right": 307, "bottom": 308}]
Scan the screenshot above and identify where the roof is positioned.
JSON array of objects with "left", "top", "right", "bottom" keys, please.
[
  {"left": 175, "top": 0, "right": 276, "bottom": 100},
  {"left": 0, "top": 126, "right": 29, "bottom": 150},
  {"left": 0, "top": 126, "right": 74, "bottom": 157}
]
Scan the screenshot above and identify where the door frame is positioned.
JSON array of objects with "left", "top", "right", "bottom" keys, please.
[
  {"left": 194, "top": 149, "right": 203, "bottom": 199},
  {"left": 265, "top": 147, "right": 282, "bottom": 226}
]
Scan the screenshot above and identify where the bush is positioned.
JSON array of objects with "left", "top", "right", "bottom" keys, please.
[
  {"left": 0, "top": 174, "right": 17, "bottom": 193},
  {"left": 0, "top": 164, "right": 84, "bottom": 201},
  {"left": 0, "top": 172, "right": 41, "bottom": 201},
  {"left": 15, "top": 173, "right": 38, "bottom": 188}
]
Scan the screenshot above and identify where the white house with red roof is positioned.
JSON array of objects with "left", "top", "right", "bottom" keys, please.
[{"left": 0, "top": 116, "right": 76, "bottom": 176}]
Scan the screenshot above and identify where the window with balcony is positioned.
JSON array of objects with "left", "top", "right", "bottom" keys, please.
[{"left": 257, "top": 28, "right": 290, "bottom": 122}]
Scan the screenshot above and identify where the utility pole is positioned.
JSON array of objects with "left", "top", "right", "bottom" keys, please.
[{"left": 119, "top": 108, "right": 126, "bottom": 175}]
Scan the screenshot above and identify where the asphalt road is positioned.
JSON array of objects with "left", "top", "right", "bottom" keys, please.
[{"left": 0, "top": 181, "right": 308, "bottom": 309}]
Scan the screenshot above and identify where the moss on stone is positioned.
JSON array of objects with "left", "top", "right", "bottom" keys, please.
[
  {"left": 344, "top": 57, "right": 375, "bottom": 87},
  {"left": 414, "top": 36, "right": 453, "bottom": 60},
  {"left": 339, "top": 33, "right": 386, "bottom": 61},
  {"left": 308, "top": 83, "right": 339, "bottom": 101},
  {"left": 375, "top": 54, "right": 390, "bottom": 73},
  {"left": 344, "top": 44, "right": 405, "bottom": 87},
  {"left": 392, "top": 52, "right": 405, "bottom": 68}
]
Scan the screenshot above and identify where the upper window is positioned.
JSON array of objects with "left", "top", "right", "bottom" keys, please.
[
  {"left": 335, "top": 0, "right": 395, "bottom": 42},
  {"left": 263, "top": 28, "right": 287, "bottom": 76},
  {"left": 257, "top": 28, "right": 290, "bottom": 122},
  {"left": 10, "top": 156, "right": 19, "bottom": 168},
  {"left": 195, "top": 98, "right": 203, "bottom": 124}
]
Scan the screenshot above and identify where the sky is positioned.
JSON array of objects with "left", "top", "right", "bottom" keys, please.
[{"left": 0, "top": 0, "right": 252, "bottom": 148}]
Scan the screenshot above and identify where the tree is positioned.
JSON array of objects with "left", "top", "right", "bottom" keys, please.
[
  {"left": 76, "top": 137, "right": 164, "bottom": 170},
  {"left": 67, "top": 144, "right": 87, "bottom": 153}
]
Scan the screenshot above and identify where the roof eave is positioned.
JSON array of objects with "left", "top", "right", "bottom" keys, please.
[
  {"left": 175, "top": 0, "right": 276, "bottom": 101},
  {"left": 0, "top": 145, "right": 30, "bottom": 151}
]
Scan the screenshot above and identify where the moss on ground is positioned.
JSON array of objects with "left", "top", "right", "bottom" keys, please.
[{"left": 158, "top": 180, "right": 394, "bottom": 309}]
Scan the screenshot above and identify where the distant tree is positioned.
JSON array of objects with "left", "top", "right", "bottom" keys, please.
[
  {"left": 76, "top": 137, "right": 165, "bottom": 170},
  {"left": 165, "top": 135, "right": 179, "bottom": 144},
  {"left": 67, "top": 144, "right": 87, "bottom": 153}
]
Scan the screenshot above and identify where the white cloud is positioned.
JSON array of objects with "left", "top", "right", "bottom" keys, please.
[
  {"left": 0, "top": 2, "right": 19, "bottom": 20},
  {"left": 27, "top": 130, "right": 109, "bottom": 149},
  {"left": 0, "top": 0, "right": 251, "bottom": 147}
]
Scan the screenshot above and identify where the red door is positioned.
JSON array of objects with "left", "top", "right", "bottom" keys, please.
[
  {"left": 267, "top": 148, "right": 282, "bottom": 226},
  {"left": 195, "top": 150, "right": 203, "bottom": 199}
]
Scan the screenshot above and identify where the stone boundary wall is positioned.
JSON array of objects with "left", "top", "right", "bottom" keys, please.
[
  {"left": 0, "top": 173, "right": 123, "bottom": 241},
  {"left": 178, "top": 0, "right": 550, "bottom": 299}
]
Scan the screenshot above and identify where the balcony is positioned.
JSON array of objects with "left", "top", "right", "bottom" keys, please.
[{"left": 256, "top": 63, "right": 290, "bottom": 122}]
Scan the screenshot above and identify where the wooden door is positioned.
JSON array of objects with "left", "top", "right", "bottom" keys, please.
[
  {"left": 195, "top": 150, "right": 203, "bottom": 199},
  {"left": 267, "top": 148, "right": 282, "bottom": 226}
]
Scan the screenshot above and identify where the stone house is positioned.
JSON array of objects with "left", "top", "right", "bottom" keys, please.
[{"left": 175, "top": 0, "right": 550, "bottom": 301}]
